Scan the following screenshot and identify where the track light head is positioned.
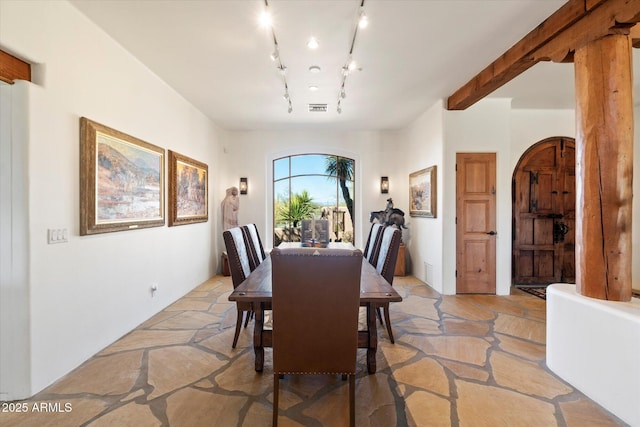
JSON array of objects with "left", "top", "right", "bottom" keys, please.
[{"left": 358, "top": 9, "right": 368, "bottom": 29}]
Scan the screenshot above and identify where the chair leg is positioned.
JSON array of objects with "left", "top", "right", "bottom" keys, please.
[
  {"left": 244, "top": 310, "right": 251, "bottom": 328},
  {"left": 273, "top": 373, "right": 280, "bottom": 426},
  {"left": 376, "top": 306, "right": 384, "bottom": 325},
  {"left": 383, "top": 304, "right": 395, "bottom": 344},
  {"left": 232, "top": 309, "right": 243, "bottom": 348},
  {"left": 349, "top": 374, "right": 355, "bottom": 427}
]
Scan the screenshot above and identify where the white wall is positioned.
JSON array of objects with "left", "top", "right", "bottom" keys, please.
[
  {"left": 219, "top": 130, "right": 394, "bottom": 254},
  {"left": 0, "top": 0, "right": 222, "bottom": 398},
  {"left": 393, "top": 101, "right": 444, "bottom": 291},
  {"left": 0, "top": 81, "right": 31, "bottom": 400},
  {"left": 442, "top": 99, "right": 513, "bottom": 295}
]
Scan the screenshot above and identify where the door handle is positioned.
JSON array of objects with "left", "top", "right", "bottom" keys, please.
[{"left": 486, "top": 231, "right": 497, "bottom": 236}]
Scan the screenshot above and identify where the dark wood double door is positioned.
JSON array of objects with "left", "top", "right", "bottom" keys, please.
[{"left": 513, "top": 137, "right": 576, "bottom": 285}]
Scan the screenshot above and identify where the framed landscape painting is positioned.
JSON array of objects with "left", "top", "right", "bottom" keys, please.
[
  {"left": 168, "top": 150, "right": 208, "bottom": 226},
  {"left": 80, "top": 117, "right": 165, "bottom": 235},
  {"left": 409, "top": 166, "right": 437, "bottom": 218}
]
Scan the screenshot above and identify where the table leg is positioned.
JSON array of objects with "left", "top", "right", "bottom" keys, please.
[
  {"left": 367, "top": 303, "right": 377, "bottom": 374},
  {"left": 253, "top": 303, "right": 264, "bottom": 372}
]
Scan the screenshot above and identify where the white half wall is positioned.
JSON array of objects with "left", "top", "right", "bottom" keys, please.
[
  {"left": 0, "top": 0, "right": 222, "bottom": 398},
  {"left": 547, "top": 284, "right": 640, "bottom": 426}
]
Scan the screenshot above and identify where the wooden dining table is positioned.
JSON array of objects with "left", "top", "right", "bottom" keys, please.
[{"left": 228, "top": 242, "right": 403, "bottom": 374}]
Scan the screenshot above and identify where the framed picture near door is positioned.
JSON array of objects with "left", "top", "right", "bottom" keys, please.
[{"left": 409, "top": 166, "right": 437, "bottom": 218}]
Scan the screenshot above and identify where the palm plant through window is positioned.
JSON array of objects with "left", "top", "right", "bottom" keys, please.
[{"left": 273, "top": 154, "right": 355, "bottom": 246}]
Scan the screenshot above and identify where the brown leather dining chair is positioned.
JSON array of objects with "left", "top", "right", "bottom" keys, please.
[
  {"left": 223, "top": 225, "right": 262, "bottom": 348},
  {"left": 271, "top": 247, "right": 363, "bottom": 427},
  {"left": 372, "top": 226, "right": 402, "bottom": 343}
]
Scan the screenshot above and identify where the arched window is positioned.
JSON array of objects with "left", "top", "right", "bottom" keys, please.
[{"left": 273, "top": 154, "right": 355, "bottom": 246}]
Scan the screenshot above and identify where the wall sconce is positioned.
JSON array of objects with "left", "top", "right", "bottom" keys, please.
[
  {"left": 239, "top": 178, "right": 248, "bottom": 195},
  {"left": 380, "top": 176, "right": 389, "bottom": 194}
]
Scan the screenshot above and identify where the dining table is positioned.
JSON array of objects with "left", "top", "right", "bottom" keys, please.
[{"left": 228, "top": 242, "right": 403, "bottom": 374}]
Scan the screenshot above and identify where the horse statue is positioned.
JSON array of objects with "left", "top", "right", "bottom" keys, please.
[{"left": 369, "top": 208, "right": 407, "bottom": 229}]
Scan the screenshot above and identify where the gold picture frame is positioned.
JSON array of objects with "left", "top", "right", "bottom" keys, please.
[
  {"left": 80, "top": 117, "right": 165, "bottom": 235},
  {"left": 168, "top": 150, "right": 208, "bottom": 226},
  {"left": 409, "top": 166, "right": 437, "bottom": 218}
]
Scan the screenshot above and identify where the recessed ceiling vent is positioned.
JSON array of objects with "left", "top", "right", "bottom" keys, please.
[{"left": 308, "top": 104, "right": 328, "bottom": 112}]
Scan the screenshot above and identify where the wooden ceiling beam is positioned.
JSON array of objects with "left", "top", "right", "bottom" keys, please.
[
  {"left": 447, "top": 0, "right": 640, "bottom": 110},
  {"left": 0, "top": 49, "right": 31, "bottom": 84}
]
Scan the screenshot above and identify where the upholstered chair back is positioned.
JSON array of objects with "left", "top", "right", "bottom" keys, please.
[
  {"left": 375, "top": 227, "right": 402, "bottom": 285},
  {"left": 271, "top": 247, "right": 362, "bottom": 374},
  {"left": 223, "top": 227, "right": 252, "bottom": 288},
  {"left": 363, "top": 223, "right": 384, "bottom": 265}
]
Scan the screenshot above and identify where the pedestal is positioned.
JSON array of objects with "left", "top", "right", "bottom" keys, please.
[
  {"left": 221, "top": 252, "right": 230, "bottom": 276},
  {"left": 394, "top": 243, "right": 406, "bottom": 276}
]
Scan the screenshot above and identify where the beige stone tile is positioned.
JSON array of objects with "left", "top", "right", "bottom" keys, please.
[
  {"left": 494, "top": 313, "right": 545, "bottom": 344},
  {"left": 270, "top": 387, "right": 304, "bottom": 410},
  {"left": 379, "top": 340, "right": 419, "bottom": 367},
  {"left": 185, "top": 290, "right": 211, "bottom": 298},
  {"left": 397, "top": 316, "right": 441, "bottom": 335},
  {"left": 495, "top": 333, "right": 546, "bottom": 361},
  {"left": 121, "top": 389, "right": 145, "bottom": 402},
  {"left": 148, "top": 311, "right": 220, "bottom": 330},
  {"left": 397, "top": 295, "right": 440, "bottom": 321},
  {"left": 456, "top": 380, "right": 557, "bottom": 426},
  {"left": 407, "top": 285, "right": 441, "bottom": 299},
  {"left": 244, "top": 401, "right": 279, "bottom": 426},
  {"left": 355, "top": 373, "right": 397, "bottom": 426},
  {"left": 0, "top": 398, "right": 108, "bottom": 427},
  {"left": 99, "top": 330, "right": 194, "bottom": 355},
  {"left": 560, "top": 398, "right": 625, "bottom": 427},
  {"left": 302, "top": 383, "right": 353, "bottom": 426},
  {"left": 463, "top": 295, "right": 526, "bottom": 317},
  {"left": 210, "top": 301, "right": 235, "bottom": 315},
  {"left": 148, "top": 345, "right": 226, "bottom": 399},
  {"left": 513, "top": 295, "right": 547, "bottom": 313},
  {"left": 138, "top": 310, "right": 179, "bottom": 329},
  {"left": 165, "top": 387, "right": 246, "bottom": 426},
  {"left": 195, "top": 278, "right": 228, "bottom": 291},
  {"left": 200, "top": 327, "right": 252, "bottom": 356},
  {"left": 214, "top": 351, "right": 272, "bottom": 396},
  {"left": 400, "top": 335, "right": 491, "bottom": 366},
  {"left": 47, "top": 351, "right": 142, "bottom": 396},
  {"left": 165, "top": 298, "right": 212, "bottom": 312},
  {"left": 87, "top": 402, "right": 160, "bottom": 427},
  {"left": 440, "top": 359, "right": 490, "bottom": 382},
  {"left": 393, "top": 358, "right": 449, "bottom": 396},
  {"left": 443, "top": 319, "right": 490, "bottom": 337},
  {"left": 405, "top": 390, "right": 451, "bottom": 427},
  {"left": 440, "top": 296, "right": 496, "bottom": 321},
  {"left": 490, "top": 351, "right": 572, "bottom": 399}
]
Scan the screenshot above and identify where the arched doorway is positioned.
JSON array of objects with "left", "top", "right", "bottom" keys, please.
[{"left": 512, "top": 137, "right": 576, "bottom": 285}]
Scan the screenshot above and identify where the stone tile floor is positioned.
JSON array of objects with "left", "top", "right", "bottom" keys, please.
[{"left": 0, "top": 275, "right": 627, "bottom": 426}]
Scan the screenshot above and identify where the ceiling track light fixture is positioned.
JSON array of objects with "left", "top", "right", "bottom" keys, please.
[
  {"left": 262, "top": 0, "right": 293, "bottom": 113},
  {"left": 337, "top": 0, "right": 367, "bottom": 114}
]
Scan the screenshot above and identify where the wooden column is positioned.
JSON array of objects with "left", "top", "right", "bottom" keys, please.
[{"left": 574, "top": 34, "right": 633, "bottom": 301}]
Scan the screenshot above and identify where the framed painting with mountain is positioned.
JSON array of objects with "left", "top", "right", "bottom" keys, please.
[
  {"left": 167, "top": 150, "right": 208, "bottom": 226},
  {"left": 80, "top": 117, "right": 165, "bottom": 235}
]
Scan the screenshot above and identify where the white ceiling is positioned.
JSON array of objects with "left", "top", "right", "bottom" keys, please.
[{"left": 69, "top": 0, "right": 583, "bottom": 131}]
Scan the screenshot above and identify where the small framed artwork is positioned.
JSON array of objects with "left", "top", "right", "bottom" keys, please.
[
  {"left": 80, "top": 117, "right": 165, "bottom": 235},
  {"left": 409, "top": 166, "right": 437, "bottom": 218},
  {"left": 168, "top": 150, "right": 208, "bottom": 226}
]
